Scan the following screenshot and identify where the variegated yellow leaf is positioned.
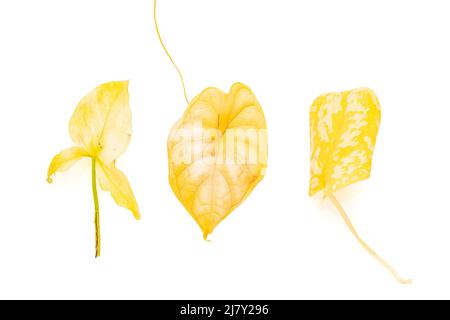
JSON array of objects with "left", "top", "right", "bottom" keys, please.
[
  {"left": 168, "top": 83, "right": 268, "bottom": 239},
  {"left": 309, "top": 88, "right": 410, "bottom": 284},
  {"left": 309, "top": 88, "right": 381, "bottom": 196}
]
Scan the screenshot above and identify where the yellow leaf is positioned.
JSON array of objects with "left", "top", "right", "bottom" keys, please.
[
  {"left": 47, "top": 147, "right": 89, "bottom": 183},
  {"left": 96, "top": 160, "right": 141, "bottom": 220},
  {"left": 309, "top": 88, "right": 381, "bottom": 196},
  {"left": 309, "top": 88, "right": 410, "bottom": 284},
  {"left": 69, "top": 81, "right": 132, "bottom": 165},
  {"left": 168, "top": 83, "right": 268, "bottom": 239},
  {"left": 47, "top": 81, "right": 139, "bottom": 257}
]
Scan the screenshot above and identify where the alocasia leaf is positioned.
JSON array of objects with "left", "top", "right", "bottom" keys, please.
[
  {"left": 168, "top": 83, "right": 268, "bottom": 239},
  {"left": 153, "top": 2, "right": 267, "bottom": 239},
  {"left": 309, "top": 88, "right": 410, "bottom": 284},
  {"left": 47, "top": 81, "right": 140, "bottom": 258}
]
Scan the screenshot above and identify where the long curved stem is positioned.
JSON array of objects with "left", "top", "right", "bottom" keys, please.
[
  {"left": 329, "top": 194, "right": 411, "bottom": 284},
  {"left": 154, "top": 0, "right": 190, "bottom": 105},
  {"left": 92, "top": 158, "right": 101, "bottom": 258}
]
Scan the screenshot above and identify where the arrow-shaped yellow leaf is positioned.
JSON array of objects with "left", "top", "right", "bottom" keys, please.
[{"left": 47, "top": 81, "right": 140, "bottom": 258}]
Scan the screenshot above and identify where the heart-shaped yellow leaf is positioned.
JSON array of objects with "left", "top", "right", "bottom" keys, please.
[
  {"left": 309, "top": 88, "right": 381, "bottom": 196},
  {"left": 168, "top": 83, "right": 268, "bottom": 239}
]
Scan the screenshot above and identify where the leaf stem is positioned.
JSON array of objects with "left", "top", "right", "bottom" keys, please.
[
  {"left": 92, "top": 158, "right": 101, "bottom": 258},
  {"left": 153, "top": 0, "right": 190, "bottom": 105},
  {"left": 329, "top": 193, "right": 411, "bottom": 284}
]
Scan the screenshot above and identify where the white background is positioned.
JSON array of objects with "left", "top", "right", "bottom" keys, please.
[{"left": 0, "top": 0, "right": 449, "bottom": 300}]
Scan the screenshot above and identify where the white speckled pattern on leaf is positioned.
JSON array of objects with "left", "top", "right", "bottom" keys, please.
[{"left": 309, "top": 88, "right": 381, "bottom": 196}]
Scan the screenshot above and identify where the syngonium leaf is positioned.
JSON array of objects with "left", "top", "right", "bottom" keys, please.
[
  {"left": 47, "top": 81, "right": 140, "bottom": 257},
  {"left": 168, "top": 83, "right": 268, "bottom": 239},
  {"left": 309, "top": 88, "right": 381, "bottom": 196}
]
